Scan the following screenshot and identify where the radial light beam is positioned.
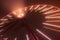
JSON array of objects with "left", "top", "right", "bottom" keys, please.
[{"left": 36, "top": 29, "right": 51, "bottom": 40}]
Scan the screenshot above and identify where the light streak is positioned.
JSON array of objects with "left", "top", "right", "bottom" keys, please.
[
  {"left": 43, "top": 23, "right": 60, "bottom": 28},
  {"left": 46, "top": 13, "right": 60, "bottom": 17},
  {"left": 29, "top": 5, "right": 34, "bottom": 10},
  {"left": 45, "top": 16, "right": 60, "bottom": 19},
  {"left": 36, "top": 29, "right": 51, "bottom": 40},
  {"left": 0, "top": 19, "right": 8, "bottom": 21},
  {"left": 14, "top": 37, "right": 17, "bottom": 40},
  {"left": 37, "top": 5, "right": 47, "bottom": 11},
  {"left": 26, "top": 34, "right": 30, "bottom": 40},
  {"left": 0, "top": 22, "right": 5, "bottom": 25},
  {"left": 41, "top": 6, "right": 54, "bottom": 12},
  {"left": 34, "top": 5, "right": 40, "bottom": 10},
  {"left": 44, "top": 26, "right": 60, "bottom": 32},
  {"left": 44, "top": 10, "right": 60, "bottom": 14},
  {"left": 46, "top": 20, "right": 60, "bottom": 22}
]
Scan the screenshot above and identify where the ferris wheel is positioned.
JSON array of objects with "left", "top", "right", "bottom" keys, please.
[{"left": 0, "top": 4, "right": 60, "bottom": 40}]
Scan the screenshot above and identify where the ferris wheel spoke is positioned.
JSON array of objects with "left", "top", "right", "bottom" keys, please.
[
  {"left": 46, "top": 13, "right": 60, "bottom": 17},
  {"left": 45, "top": 20, "right": 60, "bottom": 22},
  {"left": 29, "top": 5, "right": 34, "bottom": 10},
  {"left": 34, "top": 5, "right": 40, "bottom": 10},
  {"left": 37, "top": 5, "right": 47, "bottom": 11},
  {"left": 43, "top": 9, "right": 60, "bottom": 15},
  {"left": 36, "top": 29, "right": 51, "bottom": 40},
  {"left": 43, "top": 23, "right": 60, "bottom": 28},
  {"left": 45, "top": 16, "right": 60, "bottom": 19},
  {"left": 41, "top": 6, "right": 54, "bottom": 12},
  {"left": 26, "top": 34, "right": 30, "bottom": 40},
  {"left": 44, "top": 26, "right": 60, "bottom": 32},
  {"left": 14, "top": 37, "right": 17, "bottom": 40}
]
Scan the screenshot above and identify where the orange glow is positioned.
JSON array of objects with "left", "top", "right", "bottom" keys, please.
[{"left": 12, "top": 8, "right": 25, "bottom": 18}]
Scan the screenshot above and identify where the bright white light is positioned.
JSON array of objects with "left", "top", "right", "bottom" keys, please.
[
  {"left": 26, "top": 34, "right": 30, "bottom": 40},
  {"left": 43, "top": 23, "right": 60, "bottom": 28},
  {"left": 36, "top": 29, "right": 51, "bottom": 40},
  {"left": 12, "top": 8, "right": 25, "bottom": 18}
]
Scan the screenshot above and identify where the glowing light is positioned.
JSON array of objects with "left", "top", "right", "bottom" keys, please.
[
  {"left": 0, "top": 22, "right": 5, "bottom": 25},
  {"left": 41, "top": 6, "right": 54, "bottom": 12},
  {"left": 0, "top": 19, "right": 8, "bottom": 21},
  {"left": 45, "top": 16, "right": 60, "bottom": 19},
  {"left": 44, "top": 10, "right": 60, "bottom": 14},
  {"left": 29, "top": 5, "right": 34, "bottom": 10},
  {"left": 47, "top": 13, "right": 60, "bottom": 16},
  {"left": 43, "top": 23, "right": 60, "bottom": 28},
  {"left": 25, "top": 7, "right": 28, "bottom": 11},
  {"left": 12, "top": 8, "right": 25, "bottom": 18},
  {"left": 36, "top": 29, "right": 51, "bottom": 40},
  {"left": 37, "top": 5, "right": 47, "bottom": 11},
  {"left": 26, "top": 34, "right": 29, "bottom": 40},
  {"left": 44, "top": 26, "right": 60, "bottom": 32},
  {"left": 34, "top": 5, "right": 40, "bottom": 10},
  {"left": 46, "top": 20, "right": 60, "bottom": 22},
  {"left": 14, "top": 37, "right": 17, "bottom": 40}
]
